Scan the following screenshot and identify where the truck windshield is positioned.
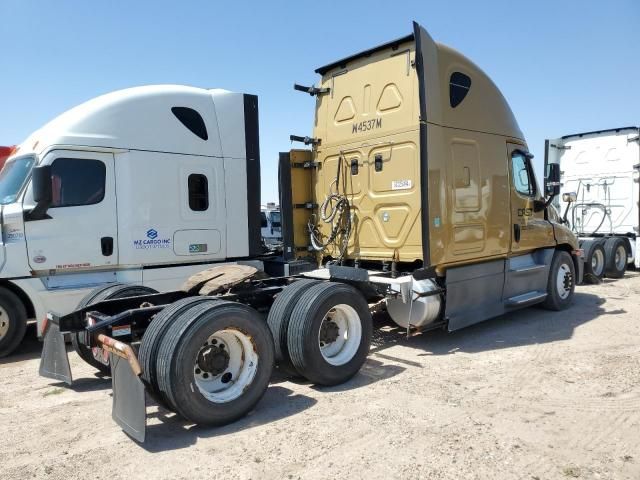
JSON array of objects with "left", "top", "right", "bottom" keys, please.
[{"left": 0, "top": 155, "right": 36, "bottom": 204}]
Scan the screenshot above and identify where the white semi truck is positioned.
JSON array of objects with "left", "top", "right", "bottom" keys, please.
[
  {"left": 546, "top": 127, "right": 639, "bottom": 281},
  {"left": 0, "top": 85, "right": 262, "bottom": 357}
]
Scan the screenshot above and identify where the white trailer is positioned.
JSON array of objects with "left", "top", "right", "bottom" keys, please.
[
  {"left": 0, "top": 85, "right": 262, "bottom": 357},
  {"left": 546, "top": 127, "right": 639, "bottom": 281}
]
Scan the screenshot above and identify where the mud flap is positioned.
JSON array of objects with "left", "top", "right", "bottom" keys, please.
[
  {"left": 39, "top": 321, "right": 72, "bottom": 385},
  {"left": 110, "top": 353, "right": 146, "bottom": 442}
]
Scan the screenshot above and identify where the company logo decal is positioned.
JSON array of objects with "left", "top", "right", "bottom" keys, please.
[
  {"left": 33, "top": 255, "right": 47, "bottom": 264},
  {"left": 133, "top": 228, "right": 171, "bottom": 250}
]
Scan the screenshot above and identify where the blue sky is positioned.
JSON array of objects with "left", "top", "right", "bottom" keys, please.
[{"left": 1, "top": 1, "right": 638, "bottom": 203}]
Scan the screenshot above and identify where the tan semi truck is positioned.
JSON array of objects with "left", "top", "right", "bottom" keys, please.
[{"left": 39, "top": 22, "right": 583, "bottom": 442}]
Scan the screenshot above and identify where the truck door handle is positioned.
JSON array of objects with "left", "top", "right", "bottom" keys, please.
[
  {"left": 101, "top": 237, "right": 114, "bottom": 256},
  {"left": 513, "top": 224, "right": 521, "bottom": 243}
]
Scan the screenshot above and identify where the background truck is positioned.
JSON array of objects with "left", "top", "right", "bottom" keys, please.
[
  {"left": 260, "top": 202, "right": 282, "bottom": 246},
  {"left": 40, "top": 22, "right": 583, "bottom": 442},
  {"left": 546, "top": 127, "right": 639, "bottom": 282},
  {"left": 0, "top": 86, "right": 262, "bottom": 357},
  {"left": 0, "top": 145, "right": 15, "bottom": 171}
]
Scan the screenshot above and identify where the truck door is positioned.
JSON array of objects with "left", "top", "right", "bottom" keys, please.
[
  {"left": 507, "top": 144, "right": 554, "bottom": 253},
  {"left": 24, "top": 150, "right": 117, "bottom": 271}
]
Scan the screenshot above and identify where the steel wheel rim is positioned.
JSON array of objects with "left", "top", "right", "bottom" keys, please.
[
  {"left": 0, "top": 306, "right": 9, "bottom": 340},
  {"left": 615, "top": 245, "right": 626, "bottom": 270},
  {"left": 318, "top": 304, "right": 361, "bottom": 366},
  {"left": 194, "top": 329, "right": 258, "bottom": 403},
  {"left": 556, "top": 263, "right": 572, "bottom": 300},
  {"left": 591, "top": 249, "right": 604, "bottom": 277}
]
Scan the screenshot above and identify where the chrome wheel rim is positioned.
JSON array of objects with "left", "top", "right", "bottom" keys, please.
[
  {"left": 194, "top": 329, "right": 258, "bottom": 403},
  {"left": 0, "top": 306, "right": 9, "bottom": 340},
  {"left": 591, "top": 249, "right": 604, "bottom": 277},
  {"left": 318, "top": 304, "right": 362, "bottom": 366},
  {"left": 615, "top": 245, "right": 626, "bottom": 270},
  {"left": 556, "top": 263, "right": 573, "bottom": 300}
]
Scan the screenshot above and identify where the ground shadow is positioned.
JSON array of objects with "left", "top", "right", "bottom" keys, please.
[
  {"left": 367, "top": 291, "right": 620, "bottom": 358},
  {"left": 141, "top": 384, "right": 317, "bottom": 452},
  {"left": 50, "top": 375, "right": 111, "bottom": 393}
]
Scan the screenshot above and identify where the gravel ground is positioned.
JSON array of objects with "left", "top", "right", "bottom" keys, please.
[{"left": 1, "top": 272, "right": 639, "bottom": 480}]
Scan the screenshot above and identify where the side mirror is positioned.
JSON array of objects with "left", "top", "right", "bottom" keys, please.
[
  {"left": 545, "top": 163, "right": 561, "bottom": 197},
  {"left": 562, "top": 192, "right": 577, "bottom": 203},
  {"left": 27, "top": 165, "right": 53, "bottom": 221}
]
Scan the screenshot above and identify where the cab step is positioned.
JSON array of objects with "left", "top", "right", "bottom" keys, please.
[{"left": 505, "top": 291, "right": 547, "bottom": 307}]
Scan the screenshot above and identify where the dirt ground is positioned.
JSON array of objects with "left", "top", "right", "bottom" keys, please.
[{"left": 1, "top": 272, "right": 639, "bottom": 480}]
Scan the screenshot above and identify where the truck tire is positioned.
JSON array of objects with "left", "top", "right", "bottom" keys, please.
[
  {"left": 71, "top": 283, "right": 158, "bottom": 374},
  {"left": 582, "top": 240, "right": 606, "bottom": 284},
  {"left": 0, "top": 287, "right": 28, "bottom": 358},
  {"left": 541, "top": 251, "right": 576, "bottom": 311},
  {"left": 604, "top": 237, "right": 628, "bottom": 279},
  {"left": 155, "top": 301, "right": 274, "bottom": 425},
  {"left": 266, "top": 279, "right": 320, "bottom": 377},
  {"left": 287, "top": 282, "right": 372, "bottom": 386},
  {"left": 139, "top": 296, "right": 222, "bottom": 406}
]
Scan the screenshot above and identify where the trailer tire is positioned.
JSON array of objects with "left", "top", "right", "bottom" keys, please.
[
  {"left": 541, "top": 251, "right": 576, "bottom": 311},
  {"left": 582, "top": 240, "right": 606, "bottom": 284},
  {"left": 71, "top": 283, "right": 158, "bottom": 374},
  {"left": 0, "top": 287, "right": 28, "bottom": 358},
  {"left": 266, "top": 279, "right": 320, "bottom": 377},
  {"left": 156, "top": 301, "right": 274, "bottom": 425},
  {"left": 139, "top": 296, "right": 222, "bottom": 407},
  {"left": 287, "top": 282, "right": 372, "bottom": 386},
  {"left": 604, "top": 237, "right": 628, "bottom": 279}
]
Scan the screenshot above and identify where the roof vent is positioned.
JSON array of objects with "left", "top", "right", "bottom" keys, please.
[{"left": 171, "top": 107, "right": 208, "bottom": 140}]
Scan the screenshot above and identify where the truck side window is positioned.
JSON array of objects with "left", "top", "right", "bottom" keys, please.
[
  {"left": 449, "top": 72, "right": 471, "bottom": 108},
  {"left": 188, "top": 173, "right": 209, "bottom": 211},
  {"left": 50, "top": 158, "right": 105, "bottom": 207},
  {"left": 511, "top": 151, "right": 536, "bottom": 197}
]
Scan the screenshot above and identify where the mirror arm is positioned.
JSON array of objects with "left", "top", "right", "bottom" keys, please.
[
  {"left": 24, "top": 201, "right": 52, "bottom": 222},
  {"left": 562, "top": 199, "right": 573, "bottom": 225}
]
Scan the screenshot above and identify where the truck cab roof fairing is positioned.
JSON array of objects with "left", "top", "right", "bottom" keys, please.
[
  {"left": 315, "top": 23, "right": 524, "bottom": 140},
  {"left": 18, "top": 86, "right": 248, "bottom": 159}
]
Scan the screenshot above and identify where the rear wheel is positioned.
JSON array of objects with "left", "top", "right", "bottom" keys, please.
[
  {"left": 139, "top": 296, "right": 221, "bottom": 406},
  {"left": 582, "top": 240, "right": 605, "bottom": 284},
  {"left": 287, "top": 282, "right": 372, "bottom": 386},
  {"left": 604, "top": 237, "right": 628, "bottom": 279},
  {"left": 156, "top": 301, "right": 274, "bottom": 424},
  {"left": 541, "top": 251, "right": 576, "bottom": 311},
  {"left": 0, "top": 288, "right": 28, "bottom": 358},
  {"left": 71, "top": 283, "right": 158, "bottom": 374},
  {"left": 266, "top": 279, "right": 320, "bottom": 376}
]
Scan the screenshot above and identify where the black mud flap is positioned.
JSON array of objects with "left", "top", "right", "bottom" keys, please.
[
  {"left": 39, "top": 321, "right": 72, "bottom": 385},
  {"left": 110, "top": 353, "right": 147, "bottom": 442}
]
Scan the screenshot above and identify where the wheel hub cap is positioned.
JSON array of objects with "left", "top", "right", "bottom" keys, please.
[
  {"left": 615, "top": 245, "right": 626, "bottom": 270},
  {"left": 0, "top": 306, "right": 8, "bottom": 339},
  {"left": 319, "top": 319, "right": 340, "bottom": 345},
  {"left": 556, "top": 264, "right": 573, "bottom": 300},
  {"left": 197, "top": 344, "right": 230, "bottom": 376},
  {"left": 317, "top": 304, "right": 362, "bottom": 366},
  {"left": 193, "top": 329, "right": 259, "bottom": 404}
]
